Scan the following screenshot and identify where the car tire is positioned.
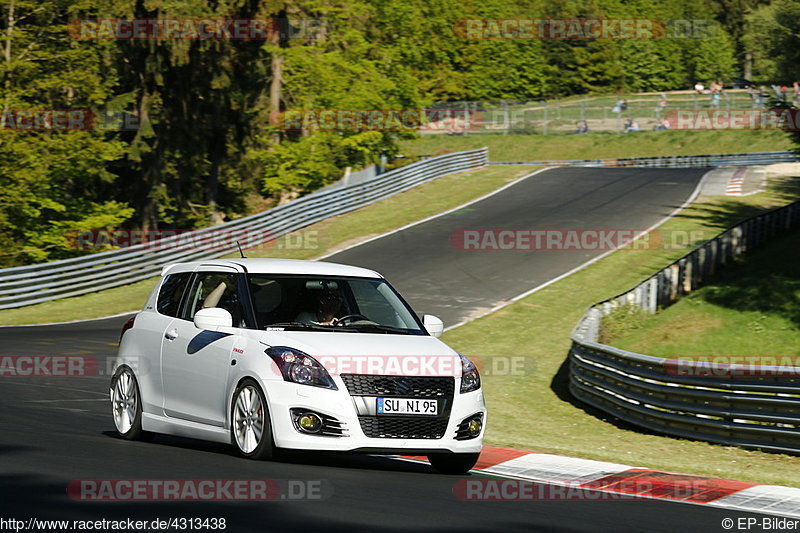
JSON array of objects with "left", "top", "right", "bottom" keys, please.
[
  {"left": 111, "top": 366, "right": 147, "bottom": 441},
  {"left": 427, "top": 452, "right": 480, "bottom": 475},
  {"left": 231, "top": 379, "right": 275, "bottom": 460}
]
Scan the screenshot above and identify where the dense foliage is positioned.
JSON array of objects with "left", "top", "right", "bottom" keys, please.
[{"left": 0, "top": 0, "right": 795, "bottom": 265}]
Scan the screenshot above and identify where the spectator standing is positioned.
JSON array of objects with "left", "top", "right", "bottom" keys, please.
[
  {"left": 755, "top": 86, "right": 768, "bottom": 108},
  {"left": 655, "top": 94, "right": 668, "bottom": 118},
  {"left": 708, "top": 81, "right": 722, "bottom": 107},
  {"left": 748, "top": 85, "right": 758, "bottom": 108}
]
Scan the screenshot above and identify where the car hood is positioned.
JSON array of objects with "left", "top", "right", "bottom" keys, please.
[
  {"left": 259, "top": 330, "right": 458, "bottom": 356},
  {"left": 262, "top": 331, "right": 462, "bottom": 377},
  {"left": 259, "top": 331, "right": 461, "bottom": 377}
]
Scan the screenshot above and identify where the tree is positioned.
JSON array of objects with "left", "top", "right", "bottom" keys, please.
[
  {"left": 0, "top": 0, "right": 130, "bottom": 265},
  {"left": 743, "top": 0, "right": 800, "bottom": 82},
  {"left": 104, "top": 0, "right": 273, "bottom": 231},
  {"left": 683, "top": 22, "right": 737, "bottom": 84}
]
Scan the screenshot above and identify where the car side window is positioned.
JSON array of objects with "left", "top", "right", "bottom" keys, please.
[
  {"left": 181, "top": 272, "right": 246, "bottom": 327},
  {"left": 156, "top": 273, "right": 191, "bottom": 317}
]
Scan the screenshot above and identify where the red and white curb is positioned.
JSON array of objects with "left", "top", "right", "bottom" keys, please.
[
  {"left": 723, "top": 166, "right": 767, "bottom": 197},
  {"left": 403, "top": 446, "right": 800, "bottom": 518},
  {"left": 725, "top": 167, "right": 747, "bottom": 195}
]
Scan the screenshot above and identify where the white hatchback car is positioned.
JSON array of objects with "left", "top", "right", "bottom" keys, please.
[{"left": 111, "top": 258, "right": 485, "bottom": 474}]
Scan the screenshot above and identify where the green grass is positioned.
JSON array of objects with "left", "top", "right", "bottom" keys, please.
[
  {"left": 400, "top": 130, "right": 795, "bottom": 161},
  {"left": 0, "top": 165, "right": 537, "bottom": 325},
  {"left": 440, "top": 174, "right": 800, "bottom": 487},
  {"left": 604, "top": 229, "right": 800, "bottom": 358}
]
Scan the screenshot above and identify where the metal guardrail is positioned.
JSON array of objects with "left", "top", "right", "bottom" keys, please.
[
  {"left": 0, "top": 148, "right": 488, "bottom": 310},
  {"left": 568, "top": 199, "right": 800, "bottom": 454},
  {"left": 491, "top": 150, "right": 800, "bottom": 168}
]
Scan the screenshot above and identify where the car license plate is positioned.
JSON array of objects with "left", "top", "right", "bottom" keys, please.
[{"left": 377, "top": 398, "right": 438, "bottom": 416}]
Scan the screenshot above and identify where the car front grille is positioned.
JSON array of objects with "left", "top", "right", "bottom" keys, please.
[
  {"left": 357, "top": 416, "right": 448, "bottom": 439},
  {"left": 341, "top": 375, "right": 454, "bottom": 398}
]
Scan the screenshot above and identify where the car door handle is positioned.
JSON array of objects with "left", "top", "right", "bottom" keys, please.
[{"left": 164, "top": 328, "right": 178, "bottom": 341}]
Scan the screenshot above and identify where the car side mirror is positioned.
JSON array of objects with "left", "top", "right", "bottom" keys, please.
[
  {"left": 194, "top": 307, "right": 233, "bottom": 330},
  {"left": 422, "top": 314, "right": 444, "bottom": 338}
]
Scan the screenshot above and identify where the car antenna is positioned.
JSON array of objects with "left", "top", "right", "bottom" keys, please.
[{"left": 236, "top": 241, "right": 247, "bottom": 259}]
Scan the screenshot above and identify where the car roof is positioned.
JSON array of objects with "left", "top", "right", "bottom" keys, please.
[{"left": 161, "top": 258, "right": 383, "bottom": 279}]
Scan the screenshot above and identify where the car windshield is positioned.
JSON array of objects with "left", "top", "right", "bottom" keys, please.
[{"left": 247, "top": 274, "right": 426, "bottom": 335}]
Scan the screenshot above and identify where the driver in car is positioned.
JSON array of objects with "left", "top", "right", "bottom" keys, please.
[{"left": 296, "top": 288, "right": 343, "bottom": 325}]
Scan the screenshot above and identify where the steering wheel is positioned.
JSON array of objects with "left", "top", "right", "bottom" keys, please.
[{"left": 334, "top": 314, "right": 373, "bottom": 326}]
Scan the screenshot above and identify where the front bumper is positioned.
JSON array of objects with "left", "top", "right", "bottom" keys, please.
[{"left": 263, "top": 378, "right": 486, "bottom": 454}]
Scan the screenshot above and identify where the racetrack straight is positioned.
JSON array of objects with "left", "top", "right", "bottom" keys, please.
[{"left": 327, "top": 167, "right": 707, "bottom": 327}]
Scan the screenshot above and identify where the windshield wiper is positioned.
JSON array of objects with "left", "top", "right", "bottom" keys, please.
[
  {"left": 265, "top": 322, "right": 336, "bottom": 331},
  {"left": 265, "top": 322, "right": 415, "bottom": 334},
  {"left": 336, "top": 323, "right": 414, "bottom": 335}
]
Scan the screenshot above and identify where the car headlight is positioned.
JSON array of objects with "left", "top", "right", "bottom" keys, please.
[
  {"left": 266, "top": 346, "right": 337, "bottom": 390},
  {"left": 459, "top": 354, "right": 481, "bottom": 393}
]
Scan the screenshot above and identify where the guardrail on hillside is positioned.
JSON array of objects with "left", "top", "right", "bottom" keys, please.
[
  {"left": 491, "top": 151, "right": 800, "bottom": 168},
  {"left": 0, "top": 147, "right": 488, "bottom": 310},
  {"left": 569, "top": 199, "right": 800, "bottom": 454}
]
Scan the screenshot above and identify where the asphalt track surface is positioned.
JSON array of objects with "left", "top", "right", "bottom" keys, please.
[
  {"left": 0, "top": 167, "right": 768, "bottom": 532},
  {"left": 330, "top": 167, "right": 708, "bottom": 326}
]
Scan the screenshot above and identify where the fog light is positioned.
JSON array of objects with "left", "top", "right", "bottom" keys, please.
[
  {"left": 467, "top": 417, "right": 482, "bottom": 436},
  {"left": 297, "top": 413, "right": 322, "bottom": 433}
]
